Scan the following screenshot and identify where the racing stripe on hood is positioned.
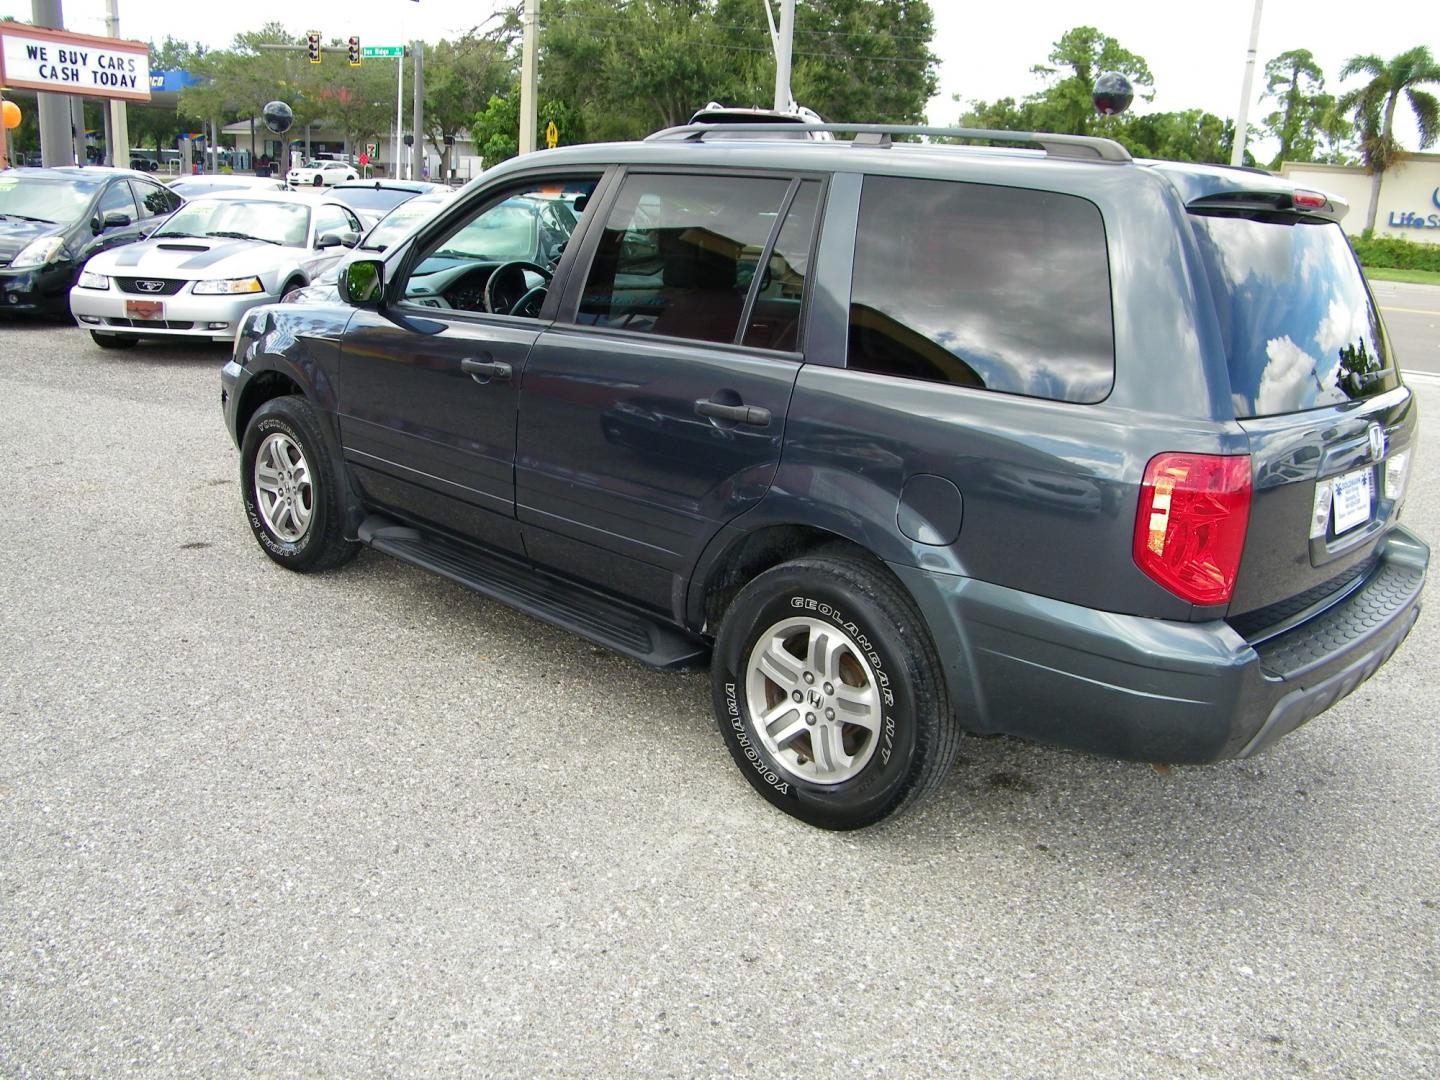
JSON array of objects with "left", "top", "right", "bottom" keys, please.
[{"left": 109, "top": 240, "right": 252, "bottom": 271}]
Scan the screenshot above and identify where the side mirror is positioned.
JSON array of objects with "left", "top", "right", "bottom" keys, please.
[
  {"left": 339, "top": 258, "right": 385, "bottom": 309},
  {"left": 316, "top": 231, "right": 345, "bottom": 250},
  {"left": 93, "top": 208, "right": 131, "bottom": 233},
  {"left": 340, "top": 230, "right": 360, "bottom": 249}
]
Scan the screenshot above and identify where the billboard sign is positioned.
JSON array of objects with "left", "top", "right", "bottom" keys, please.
[{"left": 0, "top": 23, "right": 151, "bottom": 102}]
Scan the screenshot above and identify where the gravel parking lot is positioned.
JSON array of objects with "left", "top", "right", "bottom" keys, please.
[{"left": 1, "top": 317, "right": 1436, "bottom": 1079}]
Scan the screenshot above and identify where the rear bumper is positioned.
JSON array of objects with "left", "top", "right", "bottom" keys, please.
[{"left": 891, "top": 526, "right": 1428, "bottom": 764}]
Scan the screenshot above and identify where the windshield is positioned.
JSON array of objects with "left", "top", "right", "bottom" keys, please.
[
  {"left": 0, "top": 174, "right": 100, "bottom": 223},
  {"left": 153, "top": 199, "right": 311, "bottom": 246},
  {"left": 1191, "top": 216, "right": 1398, "bottom": 418},
  {"left": 334, "top": 187, "right": 419, "bottom": 213},
  {"left": 361, "top": 199, "right": 442, "bottom": 251}
]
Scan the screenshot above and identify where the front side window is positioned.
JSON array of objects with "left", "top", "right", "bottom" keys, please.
[
  {"left": 130, "top": 180, "right": 178, "bottom": 219},
  {"left": 400, "top": 176, "right": 599, "bottom": 315},
  {"left": 848, "top": 177, "right": 1115, "bottom": 404},
  {"left": 97, "top": 182, "right": 138, "bottom": 221},
  {"left": 577, "top": 173, "right": 794, "bottom": 345}
]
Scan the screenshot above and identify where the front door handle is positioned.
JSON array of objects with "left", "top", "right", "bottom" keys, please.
[
  {"left": 695, "top": 398, "right": 771, "bottom": 427},
  {"left": 461, "top": 357, "right": 512, "bottom": 383}
]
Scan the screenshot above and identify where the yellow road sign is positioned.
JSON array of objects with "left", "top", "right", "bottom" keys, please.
[{"left": 545, "top": 121, "right": 558, "bottom": 150}]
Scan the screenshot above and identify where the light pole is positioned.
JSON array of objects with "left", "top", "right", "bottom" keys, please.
[
  {"left": 1230, "top": 0, "right": 1264, "bottom": 167},
  {"left": 104, "top": 0, "right": 130, "bottom": 168},
  {"left": 772, "top": 0, "right": 795, "bottom": 113},
  {"left": 519, "top": 0, "right": 538, "bottom": 154}
]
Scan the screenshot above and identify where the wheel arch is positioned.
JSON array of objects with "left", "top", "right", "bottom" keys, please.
[{"left": 689, "top": 522, "right": 902, "bottom": 636}]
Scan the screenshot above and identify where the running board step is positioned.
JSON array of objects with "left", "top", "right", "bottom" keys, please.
[{"left": 358, "top": 515, "right": 709, "bottom": 671}]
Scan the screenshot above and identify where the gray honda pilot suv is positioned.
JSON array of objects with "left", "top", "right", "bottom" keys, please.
[{"left": 221, "top": 122, "right": 1427, "bottom": 830}]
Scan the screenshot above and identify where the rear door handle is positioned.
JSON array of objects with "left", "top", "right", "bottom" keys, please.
[
  {"left": 461, "top": 357, "right": 512, "bottom": 383},
  {"left": 695, "top": 399, "right": 771, "bottom": 427}
]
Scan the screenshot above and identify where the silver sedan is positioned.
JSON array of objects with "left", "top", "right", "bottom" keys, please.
[{"left": 69, "top": 190, "right": 363, "bottom": 347}]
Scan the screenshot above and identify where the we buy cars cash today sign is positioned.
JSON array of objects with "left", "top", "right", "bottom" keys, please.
[{"left": 0, "top": 24, "right": 151, "bottom": 102}]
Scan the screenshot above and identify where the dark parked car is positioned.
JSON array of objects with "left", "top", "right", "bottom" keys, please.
[
  {"left": 0, "top": 166, "right": 181, "bottom": 315},
  {"left": 328, "top": 178, "right": 448, "bottom": 230},
  {"left": 221, "top": 122, "right": 1427, "bottom": 830}
]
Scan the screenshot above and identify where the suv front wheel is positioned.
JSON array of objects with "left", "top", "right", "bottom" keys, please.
[
  {"left": 240, "top": 396, "right": 358, "bottom": 573},
  {"left": 711, "top": 554, "right": 959, "bottom": 829}
]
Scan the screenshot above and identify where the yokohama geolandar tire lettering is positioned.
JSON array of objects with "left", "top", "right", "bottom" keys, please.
[
  {"left": 711, "top": 554, "right": 959, "bottom": 829},
  {"left": 239, "top": 395, "right": 358, "bottom": 573}
]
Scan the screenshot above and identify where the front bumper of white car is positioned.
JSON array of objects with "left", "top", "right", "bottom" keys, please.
[{"left": 70, "top": 281, "right": 280, "bottom": 342}]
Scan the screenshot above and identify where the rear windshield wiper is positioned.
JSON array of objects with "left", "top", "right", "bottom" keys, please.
[{"left": 206, "top": 230, "right": 281, "bottom": 245}]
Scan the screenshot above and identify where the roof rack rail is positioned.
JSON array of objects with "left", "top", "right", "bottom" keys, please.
[{"left": 644, "top": 122, "right": 1133, "bottom": 163}]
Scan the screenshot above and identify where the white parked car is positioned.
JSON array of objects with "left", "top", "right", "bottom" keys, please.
[
  {"left": 286, "top": 160, "right": 359, "bottom": 187},
  {"left": 69, "top": 189, "right": 363, "bottom": 347}
]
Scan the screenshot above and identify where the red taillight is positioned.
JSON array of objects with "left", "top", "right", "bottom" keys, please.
[
  {"left": 1292, "top": 189, "right": 1328, "bottom": 209},
  {"left": 1134, "top": 453, "right": 1252, "bottom": 606}
]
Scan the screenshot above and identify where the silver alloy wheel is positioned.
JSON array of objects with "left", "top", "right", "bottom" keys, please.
[
  {"left": 744, "top": 615, "right": 884, "bottom": 785},
  {"left": 253, "top": 431, "right": 314, "bottom": 543}
]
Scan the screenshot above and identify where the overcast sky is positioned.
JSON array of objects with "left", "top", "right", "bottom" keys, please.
[{"left": 1, "top": 0, "right": 1428, "bottom": 151}]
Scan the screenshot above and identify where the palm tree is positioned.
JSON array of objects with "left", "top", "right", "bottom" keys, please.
[{"left": 1338, "top": 46, "right": 1440, "bottom": 233}]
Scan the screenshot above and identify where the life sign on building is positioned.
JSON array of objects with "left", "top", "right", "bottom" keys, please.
[
  {"left": 0, "top": 24, "right": 151, "bottom": 102},
  {"left": 1386, "top": 188, "right": 1440, "bottom": 232}
]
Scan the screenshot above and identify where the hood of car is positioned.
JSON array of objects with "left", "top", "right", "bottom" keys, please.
[
  {"left": 84, "top": 235, "right": 301, "bottom": 279},
  {"left": 0, "top": 218, "right": 66, "bottom": 262}
]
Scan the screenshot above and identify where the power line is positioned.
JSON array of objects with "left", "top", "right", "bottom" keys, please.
[{"left": 537, "top": 21, "right": 936, "bottom": 65}]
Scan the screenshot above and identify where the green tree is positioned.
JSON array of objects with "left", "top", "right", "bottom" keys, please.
[
  {"left": 472, "top": 82, "right": 586, "bottom": 166},
  {"left": 1261, "top": 49, "right": 1351, "bottom": 167},
  {"left": 423, "top": 33, "right": 517, "bottom": 175},
  {"left": 1027, "top": 26, "right": 1154, "bottom": 135},
  {"left": 1119, "top": 109, "right": 1235, "bottom": 163},
  {"left": 533, "top": 0, "right": 937, "bottom": 143},
  {"left": 1338, "top": 46, "right": 1440, "bottom": 231}
]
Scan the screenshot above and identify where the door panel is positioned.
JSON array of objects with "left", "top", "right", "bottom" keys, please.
[
  {"left": 516, "top": 330, "right": 801, "bottom": 578},
  {"left": 340, "top": 312, "right": 539, "bottom": 553}
]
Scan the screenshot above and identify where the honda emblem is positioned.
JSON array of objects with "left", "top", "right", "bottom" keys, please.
[{"left": 1368, "top": 423, "right": 1387, "bottom": 462}]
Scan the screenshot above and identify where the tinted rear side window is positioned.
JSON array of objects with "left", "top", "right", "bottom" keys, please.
[
  {"left": 1190, "top": 216, "right": 1397, "bottom": 417},
  {"left": 848, "top": 177, "right": 1114, "bottom": 404},
  {"left": 578, "top": 173, "right": 791, "bottom": 345}
]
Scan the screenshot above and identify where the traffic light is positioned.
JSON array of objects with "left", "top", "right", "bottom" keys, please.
[
  {"left": 347, "top": 36, "right": 361, "bottom": 67},
  {"left": 306, "top": 31, "right": 321, "bottom": 64}
]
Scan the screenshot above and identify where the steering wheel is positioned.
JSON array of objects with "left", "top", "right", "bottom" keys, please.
[{"left": 484, "top": 261, "right": 553, "bottom": 316}]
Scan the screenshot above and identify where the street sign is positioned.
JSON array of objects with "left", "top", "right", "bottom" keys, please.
[
  {"left": 365, "top": 142, "right": 377, "bottom": 157},
  {"left": 361, "top": 45, "right": 405, "bottom": 58},
  {"left": 545, "top": 121, "right": 558, "bottom": 150}
]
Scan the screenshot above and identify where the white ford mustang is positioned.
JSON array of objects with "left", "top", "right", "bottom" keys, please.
[
  {"left": 286, "top": 160, "right": 359, "bottom": 187},
  {"left": 70, "top": 190, "right": 363, "bottom": 347}
]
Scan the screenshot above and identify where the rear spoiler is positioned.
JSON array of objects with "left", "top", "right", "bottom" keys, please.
[{"left": 1186, "top": 188, "right": 1348, "bottom": 225}]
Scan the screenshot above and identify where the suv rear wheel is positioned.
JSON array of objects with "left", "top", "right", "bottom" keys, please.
[
  {"left": 711, "top": 554, "right": 959, "bottom": 829},
  {"left": 240, "top": 396, "right": 358, "bottom": 573}
]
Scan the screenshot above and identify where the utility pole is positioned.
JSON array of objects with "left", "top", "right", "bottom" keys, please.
[
  {"left": 104, "top": 0, "right": 130, "bottom": 169},
  {"left": 1230, "top": 0, "right": 1264, "bottom": 167},
  {"left": 32, "top": 0, "right": 74, "bottom": 165},
  {"left": 410, "top": 41, "right": 424, "bottom": 179},
  {"left": 772, "top": 0, "right": 795, "bottom": 113},
  {"left": 518, "top": 0, "right": 538, "bottom": 155},
  {"left": 394, "top": 46, "right": 405, "bottom": 179}
]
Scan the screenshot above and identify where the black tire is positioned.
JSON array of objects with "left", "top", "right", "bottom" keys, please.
[
  {"left": 90, "top": 331, "right": 138, "bottom": 349},
  {"left": 280, "top": 279, "right": 304, "bottom": 302},
  {"left": 313, "top": 175, "right": 323, "bottom": 187},
  {"left": 711, "top": 554, "right": 959, "bottom": 830},
  {"left": 239, "top": 396, "right": 358, "bottom": 573}
]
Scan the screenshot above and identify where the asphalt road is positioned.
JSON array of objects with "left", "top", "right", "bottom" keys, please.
[
  {"left": 1372, "top": 280, "right": 1440, "bottom": 376},
  {"left": 1, "top": 319, "right": 1436, "bottom": 1079}
]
